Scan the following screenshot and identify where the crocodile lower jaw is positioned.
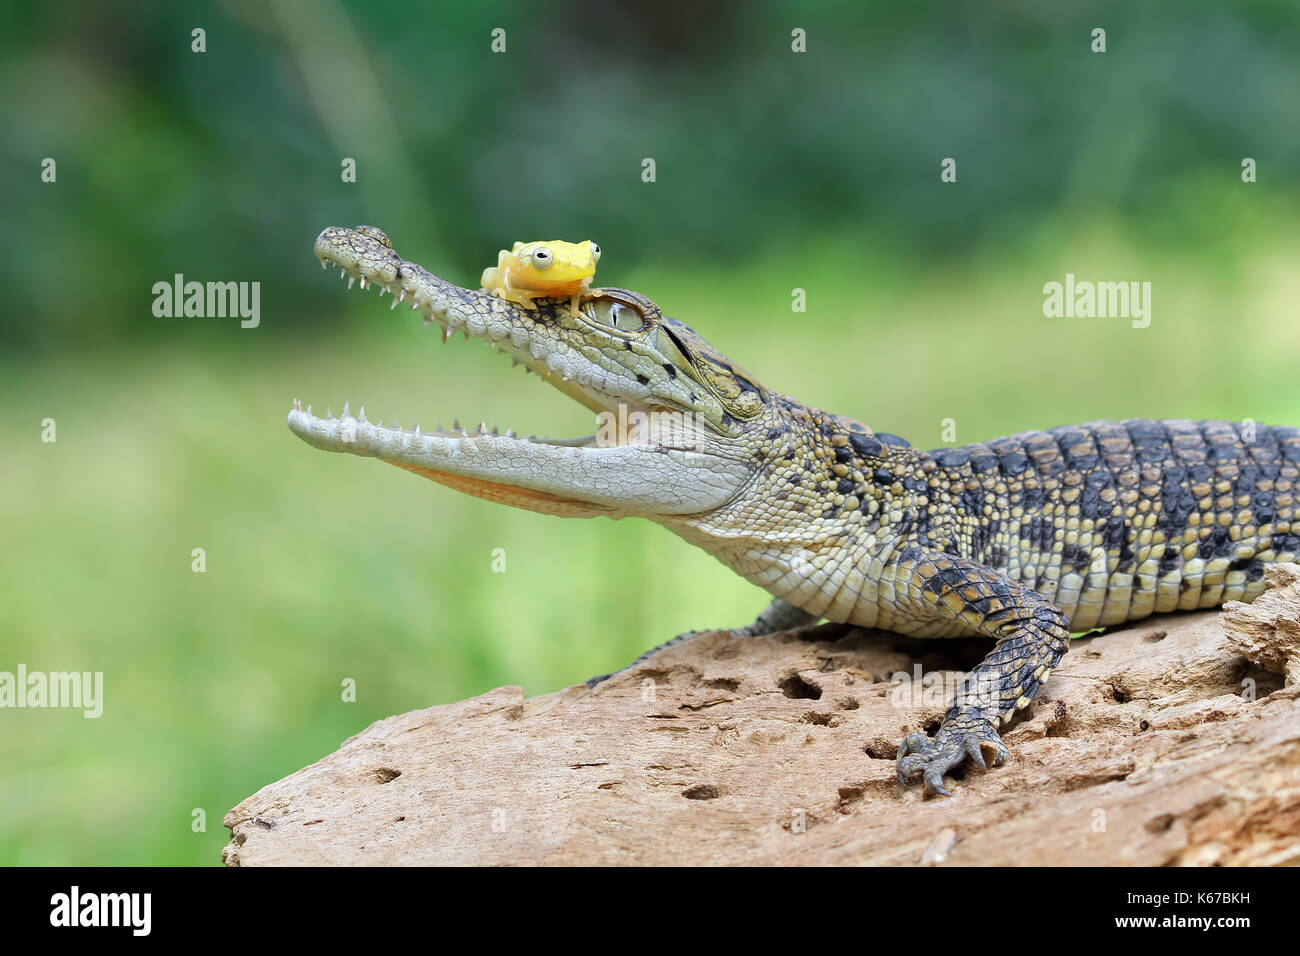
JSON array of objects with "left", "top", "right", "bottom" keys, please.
[
  {"left": 286, "top": 401, "right": 617, "bottom": 514},
  {"left": 285, "top": 399, "right": 749, "bottom": 517}
]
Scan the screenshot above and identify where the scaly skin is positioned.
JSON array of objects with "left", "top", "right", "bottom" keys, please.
[{"left": 293, "top": 225, "right": 1300, "bottom": 796}]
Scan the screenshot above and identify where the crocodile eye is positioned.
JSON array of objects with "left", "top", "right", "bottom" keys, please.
[
  {"left": 612, "top": 303, "right": 641, "bottom": 332},
  {"left": 531, "top": 247, "right": 553, "bottom": 270},
  {"left": 584, "top": 298, "right": 645, "bottom": 333},
  {"left": 590, "top": 243, "right": 601, "bottom": 261}
]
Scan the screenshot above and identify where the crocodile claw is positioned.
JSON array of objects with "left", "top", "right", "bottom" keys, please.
[{"left": 896, "top": 716, "right": 1008, "bottom": 796}]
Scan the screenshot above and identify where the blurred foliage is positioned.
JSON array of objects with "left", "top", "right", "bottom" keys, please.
[
  {"left": 1, "top": 0, "right": 1299, "bottom": 863},
  {"left": 4, "top": 0, "right": 1300, "bottom": 348}
]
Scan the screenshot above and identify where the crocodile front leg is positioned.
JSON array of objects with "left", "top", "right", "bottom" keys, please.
[
  {"left": 893, "top": 548, "right": 1070, "bottom": 796},
  {"left": 585, "top": 597, "right": 819, "bottom": 688},
  {"left": 736, "top": 596, "right": 819, "bottom": 636}
]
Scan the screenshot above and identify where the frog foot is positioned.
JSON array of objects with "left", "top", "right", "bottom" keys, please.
[
  {"left": 489, "top": 288, "right": 539, "bottom": 310},
  {"left": 896, "top": 710, "right": 1007, "bottom": 796}
]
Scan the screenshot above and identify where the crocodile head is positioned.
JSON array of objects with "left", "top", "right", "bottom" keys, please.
[{"left": 289, "top": 225, "right": 774, "bottom": 519}]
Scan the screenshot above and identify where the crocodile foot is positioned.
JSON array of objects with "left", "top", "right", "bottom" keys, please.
[{"left": 896, "top": 711, "right": 1007, "bottom": 796}]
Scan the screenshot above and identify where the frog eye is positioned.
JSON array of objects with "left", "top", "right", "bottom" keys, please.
[
  {"left": 531, "top": 247, "right": 553, "bottom": 270},
  {"left": 590, "top": 243, "right": 601, "bottom": 261}
]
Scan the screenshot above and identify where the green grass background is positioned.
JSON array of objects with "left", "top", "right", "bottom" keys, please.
[{"left": 2, "top": 1, "right": 1299, "bottom": 863}]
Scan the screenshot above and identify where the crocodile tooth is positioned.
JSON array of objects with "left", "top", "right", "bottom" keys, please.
[
  {"left": 343, "top": 401, "right": 351, "bottom": 417},
  {"left": 452, "top": 418, "right": 461, "bottom": 431},
  {"left": 478, "top": 421, "right": 489, "bottom": 435},
  {"left": 359, "top": 277, "right": 368, "bottom": 290},
  {"left": 339, "top": 269, "right": 345, "bottom": 279},
  {"left": 306, "top": 404, "right": 312, "bottom": 415},
  {"left": 320, "top": 260, "right": 327, "bottom": 269},
  {"left": 390, "top": 298, "right": 399, "bottom": 310},
  {"left": 348, "top": 277, "right": 356, "bottom": 289},
  {"left": 398, "top": 290, "right": 406, "bottom": 303},
  {"left": 358, "top": 405, "right": 367, "bottom": 423}
]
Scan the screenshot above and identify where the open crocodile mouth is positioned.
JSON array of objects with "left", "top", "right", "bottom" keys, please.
[
  {"left": 286, "top": 226, "right": 747, "bottom": 517},
  {"left": 295, "top": 234, "right": 676, "bottom": 442}
]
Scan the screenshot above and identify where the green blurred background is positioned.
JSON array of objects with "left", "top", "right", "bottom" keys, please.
[{"left": 2, "top": 0, "right": 1298, "bottom": 864}]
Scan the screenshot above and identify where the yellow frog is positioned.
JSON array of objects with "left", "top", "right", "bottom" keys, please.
[{"left": 480, "top": 240, "right": 600, "bottom": 316}]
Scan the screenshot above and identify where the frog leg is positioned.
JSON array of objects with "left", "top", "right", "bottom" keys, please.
[
  {"left": 499, "top": 267, "right": 539, "bottom": 310},
  {"left": 567, "top": 280, "right": 598, "bottom": 317},
  {"left": 481, "top": 249, "right": 512, "bottom": 297}
]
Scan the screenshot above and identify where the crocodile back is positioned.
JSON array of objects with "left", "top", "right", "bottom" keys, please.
[{"left": 922, "top": 419, "right": 1300, "bottom": 629}]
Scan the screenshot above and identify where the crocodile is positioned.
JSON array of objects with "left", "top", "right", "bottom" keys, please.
[{"left": 292, "top": 224, "right": 1300, "bottom": 796}]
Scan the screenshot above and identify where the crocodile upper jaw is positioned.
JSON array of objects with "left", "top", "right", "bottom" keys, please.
[{"left": 288, "top": 226, "right": 754, "bottom": 517}]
